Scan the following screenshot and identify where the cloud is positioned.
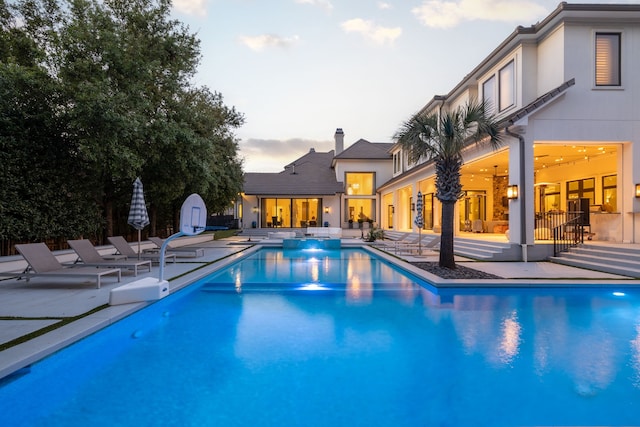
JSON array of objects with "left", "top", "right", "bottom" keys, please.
[
  {"left": 412, "top": 0, "right": 548, "bottom": 29},
  {"left": 240, "top": 138, "right": 333, "bottom": 172},
  {"left": 172, "top": 0, "right": 208, "bottom": 17},
  {"left": 378, "top": 2, "right": 392, "bottom": 10},
  {"left": 341, "top": 18, "right": 402, "bottom": 45},
  {"left": 295, "top": 0, "right": 334, "bottom": 12},
  {"left": 238, "top": 34, "right": 301, "bottom": 51}
]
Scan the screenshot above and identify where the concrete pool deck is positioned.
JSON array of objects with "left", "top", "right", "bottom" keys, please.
[{"left": 1, "top": 235, "right": 639, "bottom": 380}]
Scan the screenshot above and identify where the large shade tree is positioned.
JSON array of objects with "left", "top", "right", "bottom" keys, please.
[
  {"left": 394, "top": 100, "right": 502, "bottom": 269},
  {"left": 0, "top": 0, "right": 102, "bottom": 253},
  {"left": 0, "top": 0, "right": 244, "bottom": 251}
]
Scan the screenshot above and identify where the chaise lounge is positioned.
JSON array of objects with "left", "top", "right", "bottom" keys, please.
[
  {"left": 148, "top": 237, "right": 204, "bottom": 258},
  {"left": 68, "top": 239, "right": 152, "bottom": 276},
  {"left": 107, "top": 236, "right": 176, "bottom": 265},
  {"left": 15, "top": 243, "right": 121, "bottom": 289}
]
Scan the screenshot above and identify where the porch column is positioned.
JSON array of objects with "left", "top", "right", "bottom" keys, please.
[
  {"left": 507, "top": 128, "right": 535, "bottom": 247},
  {"left": 624, "top": 141, "right": 640, "bottom": 243}
]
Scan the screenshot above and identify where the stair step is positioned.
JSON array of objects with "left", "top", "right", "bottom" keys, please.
[
  {"left": 550, "top": 256, "right": 640, "bottom": 278},
  {"left": 569, "top": 246, "right": 640, "bottom": 262},
  {"left": 559, "top": 252, "right": 640, "bottom": 269}
]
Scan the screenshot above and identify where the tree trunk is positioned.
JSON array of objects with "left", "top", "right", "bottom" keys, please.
[
  {"left": 149, "top": 205, "right": 157, "bottom": 237},
  {"left": 104, "top": 199, "right": 113, "bottom": 243},
  {"left": 439, "top": 201, "right": 456, "bottom": 269}
]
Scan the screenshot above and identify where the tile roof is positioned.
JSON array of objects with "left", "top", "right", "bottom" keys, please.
[
  {"left": 243, "top": 149, "right": 344, "bottom": 196},
  {"left": 333, "top": 139, "right": 394, "bottom": 160}
]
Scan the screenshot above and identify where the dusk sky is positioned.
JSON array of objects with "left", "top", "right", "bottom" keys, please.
[{"left": 170, "top": 0, "right": 635, "bottom": 172}]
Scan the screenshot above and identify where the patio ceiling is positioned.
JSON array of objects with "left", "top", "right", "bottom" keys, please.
[{"left": 461, "top": 142, "right": 619, "bottom": 179}]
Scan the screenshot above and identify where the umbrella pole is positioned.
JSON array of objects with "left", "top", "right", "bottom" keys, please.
[
  {"left": 137, "top": 229, "right": 141, "bottom": 260},
  {"left": 418, "top": 228, "right": 422, "bottom": 255}
]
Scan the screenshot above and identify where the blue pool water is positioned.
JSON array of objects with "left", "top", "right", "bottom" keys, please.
[{"left": 1, "top": 248, "right": 640, "bottom": 426}]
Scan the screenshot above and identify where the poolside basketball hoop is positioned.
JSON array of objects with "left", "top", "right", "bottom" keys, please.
[{"left": 159, "top": 194, "right": 207, "bottom": 281}]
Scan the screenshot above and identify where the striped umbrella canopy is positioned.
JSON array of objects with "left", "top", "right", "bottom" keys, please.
[
  {"left": 127, "top": 178, "right": 150, "bottom": 257},
  {"left": 414, "top": 191, "right": 424, "bottom": 229},
  {"left": 414, "top": 191, "right": 424, "bottom": 255}
]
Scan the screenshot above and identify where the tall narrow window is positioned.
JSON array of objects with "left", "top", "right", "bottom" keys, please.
[
  {"left": 602, "top": 175, "right": 617, "bottom": 212},
  {"left": 393, "top": 152, "right": 401, "bottom": 174},
  {"left": 499, "top": 61, "right": 515, "bottom": 111},
  {"left": 595, "top": 33, "right": 621, "bottom": 86},
  {"left": 482, "top": 75, "right": 496, "bottom": 115}
]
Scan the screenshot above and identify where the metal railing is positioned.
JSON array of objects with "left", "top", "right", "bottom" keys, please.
[{"left": 552, "top": 214, "right": 584, "bottom": 256}]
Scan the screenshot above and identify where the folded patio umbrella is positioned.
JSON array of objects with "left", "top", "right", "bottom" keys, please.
[
  {"left": 127, "top": 177, "right": 150, "bottom": 259},
  {"left": 414, "top": 191, "right": 424, "bottom": 254}
]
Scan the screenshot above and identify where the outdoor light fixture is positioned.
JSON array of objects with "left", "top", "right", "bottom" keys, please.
[
  {"left": 507, "top": 185, "right": 519, "bottom": 199},
  {"left": 391, "top": 205, "right": 395, "bottom": 213},
  {"left": 635, "top": 184, "right": 640, "bottom": 198},
  {"left": 252, "top": 207, "right": 259, "bottom": 213},
  {"left": 324, "top": 207, "right": 330, "bottom": 214}
]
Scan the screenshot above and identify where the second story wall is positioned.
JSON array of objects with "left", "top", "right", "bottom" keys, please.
[{"left": 536, "top": 24, "right": 565, "bottom": 96}]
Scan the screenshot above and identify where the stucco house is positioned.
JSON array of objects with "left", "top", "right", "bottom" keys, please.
[
  {"left": 241, "top": 2, "right": 640, "bottom": 261},
  {"left": 242, "top": 129, "right": 393, "bottom": 230}
]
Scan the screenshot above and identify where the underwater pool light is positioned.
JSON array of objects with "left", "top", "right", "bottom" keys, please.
[
  {"left": 297, "top": 283, "right": 329, "bottom": 291},
  {"left": 613, "top": 291, "right": 625, "bottom": 297}
]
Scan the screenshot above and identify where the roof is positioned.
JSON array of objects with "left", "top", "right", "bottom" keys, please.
[
  {"left": 243, "top": 149, "right": 343, "bottom": 196},
  {"left": 501, "top": 78, "right": 575, "bottom": 126},
  {"left": 419, "top": 2, "right": 640, "bottom": 114},
  {"left": 333, "top": 139, "right": 394, "bottom": 160},
  {"left": 378, "top": 78, "right": 576, "bottom": 192}
]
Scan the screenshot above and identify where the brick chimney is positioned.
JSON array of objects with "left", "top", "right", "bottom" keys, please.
[{"left": 334, "top": 128, "right": 344, "bottom": 155}]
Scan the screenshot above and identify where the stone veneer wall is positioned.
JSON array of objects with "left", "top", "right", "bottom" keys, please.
[{"left": 492, "top": 175, "right": 509, "bottom": 220}]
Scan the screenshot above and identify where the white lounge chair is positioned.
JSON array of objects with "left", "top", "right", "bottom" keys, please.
[
  {"left": 68, "top": 239, "right": 152, "bottom": 276},
  {"left": 396, "top": 235, "right": 441, "bottom": 255},
  {"left": 148, "top": 237, "right": 205, "bottom": 258},
  {"left": 107, "top": 236, "right": 176, "bottom": 265},
  {"left": 371, "top": 232, "right": 411, "bottom": 252},
  {"left": 15, "top": 243, "right": 121, "bottom": 289}
]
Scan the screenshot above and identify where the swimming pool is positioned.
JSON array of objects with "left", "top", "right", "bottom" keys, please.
[{"left": 1, "top": 247, "right": 639, "bottom": 426}]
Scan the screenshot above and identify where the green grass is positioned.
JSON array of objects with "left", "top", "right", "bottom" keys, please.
[{"left": 212, "top": 229, "right": 239, "bottom": 240}]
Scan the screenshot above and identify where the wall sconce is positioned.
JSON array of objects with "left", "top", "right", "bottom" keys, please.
[
  {"left": 411, "top": 203, "right": 415, "bottom": 211},
  {"left": 636, "top": 184, "right": 640, "bottom": 198},
  {"left": 252, "top": 207, "right": 259, "bottom": 213},
  {"left": 390, "top": 205, "right": 395, "bottom": 213},
  {"left": 507, "top": 185, "right": 519, "bottom": 199},
  {"left": 324, "top": 207, "right": 330, "bottom": 214}
]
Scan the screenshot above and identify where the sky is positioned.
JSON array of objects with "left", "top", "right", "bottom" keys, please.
[{"left": 170, "top": 0, "right": 636, "bottom": 172}]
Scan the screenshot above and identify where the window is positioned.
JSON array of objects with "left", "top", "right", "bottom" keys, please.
[
  {"left": 567, "top": 178, "right": 595, "bottom": 205},
  {"left": 261, "top": 198, "right": 322, "bottom": 228},
  {"left": 482, "top": 75, "right": 496, "bottom": 115},
  {"left": 393, "top": 152, "right": 402, "bottom": 174},
  {"left": 499, "top": 61, "right": 515, "bottom": 111},
  {"left": 595, "top": 32, "right": 621, "bottom": 86},
  {"left": 346, "top": 199, "right": 375, "bottom": 223},
  {"left": 602, "top": 175, "right": 617, "bottom": 212},
  {"left": 542, "top": 184, "right": 561, "bottom": 212},
  {"left": 423, "top": 193, "right": 434, "bottom": 230},
  {"left": 345, "top": 173, "right": 374, "bottom": 195}
]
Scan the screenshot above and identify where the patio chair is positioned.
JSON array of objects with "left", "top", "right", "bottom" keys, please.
[
  {"left": 107, "top": 236, "right": 176, "bottom": 265},
  {"left": 15, "top": 243, "right": 121, "bottom": 289},
  {"left": 396, "top": 235, "right": 441, "bottom": 255},
  {"left": 148, "top": 237, "right": 205, "bottom": 258},
  {"left": 371, "top": 232, "right": 411, "bottom": 252},
  {"left": 67, "top": 239, "right": 152, "bottom": 276}
]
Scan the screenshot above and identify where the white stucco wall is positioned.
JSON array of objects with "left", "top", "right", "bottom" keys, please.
[{"left": 536, "top": 24, "right": 565, "bottom": 95}]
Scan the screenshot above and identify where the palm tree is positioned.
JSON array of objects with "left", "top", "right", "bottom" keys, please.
[{"left": 394, "top": 100, "right": 502, "bottom": 269}]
